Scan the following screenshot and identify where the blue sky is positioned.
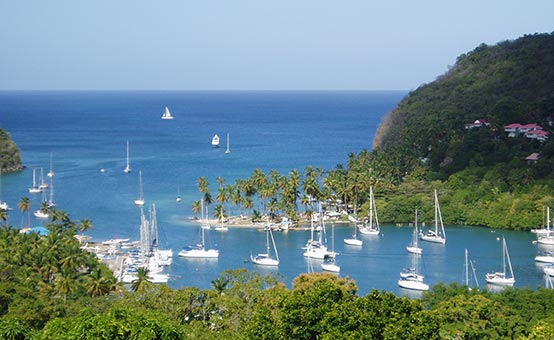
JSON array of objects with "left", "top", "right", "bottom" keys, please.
[{"left": 1, "top": 1, "right": 553, "bottom": 91}]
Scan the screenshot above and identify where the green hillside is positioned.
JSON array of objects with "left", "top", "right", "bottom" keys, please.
[
  {"left": 374, "top": 32, "right": 554, "bottom": 179},
  {"left": 0, "top": 128, "right": 22, "bottom": 172}
]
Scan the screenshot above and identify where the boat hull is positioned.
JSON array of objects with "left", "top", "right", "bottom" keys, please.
[
  {"left": 321, "top": 263, "right": 340, "bottom": 272},
  {"left": 344, "top": 238, "right": 363, "bottom": 246},
  {"left": 398, "top": 279, "right": 429, "bottom": 291}
]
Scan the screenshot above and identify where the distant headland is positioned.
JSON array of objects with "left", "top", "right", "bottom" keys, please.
[{"left": 0, "top": 128, "right": 23, "bottom": 172}]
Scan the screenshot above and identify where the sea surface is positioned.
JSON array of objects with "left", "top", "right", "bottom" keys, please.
[{"left": 0, "top": 90, "right": 551, "bottom": 297}]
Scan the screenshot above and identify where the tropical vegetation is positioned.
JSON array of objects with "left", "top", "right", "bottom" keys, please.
[{"left": 0, "top": 128, "right": 23, "bottom": 172}]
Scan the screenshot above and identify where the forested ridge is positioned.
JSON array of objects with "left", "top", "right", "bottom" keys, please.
[{"left": 0, "top": 128, "right": 22, "bottom": 172}]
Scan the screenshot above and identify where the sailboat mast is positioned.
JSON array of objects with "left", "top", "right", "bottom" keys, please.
[
  {"left": 465, "top": 248, "right": 469, "bottom": 286},
  {"left": 369, "top": 187, "right": 374, "bottom": 229},
  {"left": 270, "top": 228, "right": 279, "bottom": 261}
]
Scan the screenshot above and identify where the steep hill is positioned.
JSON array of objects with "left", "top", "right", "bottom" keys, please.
[
  {"left": 373, "top": 32, "right": 554, "bottom": 179},
  {"left": 0, "top": 128, "right": 23, "bottom": 172}
]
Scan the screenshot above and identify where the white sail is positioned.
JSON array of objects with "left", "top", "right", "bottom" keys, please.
[{"left": 161, "top": 106, "right": 173, "bottom": 120}]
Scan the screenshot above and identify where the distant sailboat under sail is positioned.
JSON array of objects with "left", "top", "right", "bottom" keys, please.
[{"left": 161, "top": 106, "right": 173, "bottom": 120}]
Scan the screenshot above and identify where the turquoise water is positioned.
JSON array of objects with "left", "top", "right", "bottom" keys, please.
[{"left": 0, "top": 91, "right": 550, "bottom": 296}]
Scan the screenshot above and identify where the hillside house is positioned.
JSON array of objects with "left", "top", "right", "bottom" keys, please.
[{"left": 465, "top": 119, "right": 491, "bottom": 129}]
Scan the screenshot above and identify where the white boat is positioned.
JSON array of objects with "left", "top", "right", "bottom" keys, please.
[
  {"left": 47, "top": 152, "right": 55, "bottom": 178},
  {"left": 359, "top": 186, "right": 380, "bottom": 235},
  {"left": 406, "top": 210, "right": 423, "bottom": 255},
  {"left": 464, "top": 248, "right": 480, "bottom": 290},
  {"left": 47, "top": 174, "right": 55, "bottom": 207},
  {"left": 486, "top": 237, "right": 515, "bottom": 286},
  {"left": 225, "top": 133, "right": 231, "bottom": 154},
  {"left": 161, "top": 106, "right": 173, "bottom": 120},
  {"left": 419, "top": 189, "right": 446, "bottom": 244},
  {"left": 398, "top": 258, "right": 428, "bottom": 291},
  {"left": 134, "top": 170, "right": 145, "bottom": 206},
  {"left": 303, "top": 203, "right": 336, "bottom": 259},
  {"left": 211, "top": 134, "right": 220, "bottom": 147},
  {"left": 178, "top": 227, "right": 219, "bottom": 258},
  {"left": 124, "top": 140, "right": 131, "bottom": 174},
  {"left": 344, "top": 219, "right": 363, "bottom": 246},
  {"left": 321, "top": 223, "right": 340, "bottom": 272},
  {"left": 251, "top": 227, "right": 279, "bottom": 266},
  {"left": 531, "top": 207, "right": 553, "bottom": 236},
  {"left": 537, "top": 235, "right": 554, "bottom": 245},
  {"left": 535, "top": 251, "right": 554, "bottom": 263},
  {"left": 398, "top": 277, "right": 429, "bottom": 291},
  {"left": 0, "top": 170, "right": 8, "bottom": 210},
  {"left": 176, "top": 185, "right": 182, "bottom": 203},
  {"left": 28, "top": 168, "right": 42, "bottom": 193},
  {"left": 33, "top": 209, "right": 49, "bottom": 219},
  {"left": 38, "top": 168, "right": 48, "bottom": 190}
]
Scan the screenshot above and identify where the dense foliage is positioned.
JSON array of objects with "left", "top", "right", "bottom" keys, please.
[
  {"left": 1, "top": 217, "right": 554, "bottom": 339},
  {"left": 0, "top": 128, "right": 22, "bottom": 172}
]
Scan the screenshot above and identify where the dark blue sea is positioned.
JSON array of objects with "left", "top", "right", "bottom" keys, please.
[{"left": 0, "top": 91, "right": 550, "bottom": 296}]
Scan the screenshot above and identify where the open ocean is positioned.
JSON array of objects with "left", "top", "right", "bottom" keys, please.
[{"left": 0, "top": 91, "right": 550, "bottom": 296}]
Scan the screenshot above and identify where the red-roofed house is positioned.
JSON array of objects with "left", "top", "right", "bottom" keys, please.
[
  {"left": 520, "top": 124, "right": 543, "bottom": 133},
  {"left": 525, "top": 152, "right": 540, "bottom": 164},
  {"left": 504, "top": 123, "right": 523, "bottom": 137},
  {"left": 526, "top": 129, "right": 549, "bottom": 142}
]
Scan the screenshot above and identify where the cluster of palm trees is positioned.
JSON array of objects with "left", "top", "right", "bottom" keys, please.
[{"left": 189, "top": 155, "right": 389, "bottom": 224}]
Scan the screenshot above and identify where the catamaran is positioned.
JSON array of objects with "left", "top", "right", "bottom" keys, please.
[
  {"left": 303, "top": 203, "right": 336, "bottom": 259},
  {"left": 161, "top": 106, "right": 174, "bottom": 120},
  {"left": 485, "top": 237, "right": 515, "bottom": 286},
  {"left": 419, "top": 189, "right": 446, "bottom": 244}
]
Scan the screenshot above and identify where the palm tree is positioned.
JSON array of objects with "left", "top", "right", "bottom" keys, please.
[
  {"left": 86, "top": 268, "right": 114, "bottom": 297},
  {"left": 79, "top": 218, "right": 94, "bottom": 233},
  {"left": 214, "top": 204, "right": 226, "bottom": 223},
  {"left": 192, "top": 200, "right": 201, "bottom": 217},
  {"left": 130, "top": 267, "right": 150, "bottom": 293},
  {"left": 210, "top": 276, "right": 230, "bottom": 295},
  {"left": 0, "top": 208, "right": 7, "bottom": 223},
  {"left": 18, "top": 197, "right": 31, "bottom": 227}
]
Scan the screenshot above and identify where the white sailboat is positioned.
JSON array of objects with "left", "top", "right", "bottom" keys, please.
[
  {"left": 303, "top": 203, "right": 336, "bottom": 259},
  {"left": 321, "top": 222, "right": 340, "bottom": 272},
  {"left": 225, "top": 133, "right": 231, "bottom": 154},
  {"left": 531, "top": 206, "right": 553, "bottom": 236},
  {"left": 47, "top": 174, "right": 55, "bottom": 208},
  {"left": 0, "top": 170, "right": 8, "bottom": 211},
  {"left": 28, "top": 168, "right": 42, "bottom": 193},
  {"left": 464, "top": 248, "right": 480, "bottom": 290},
  {"left": 359, "top": 186, "right": 380, "bottom": 235},
  {"left": 344, "top": 218, "right": 363, "bottom": 246},
  {"left": 134, "top": 170, "right": 145, "bottom": 206},
  {"left": 176, "top": 185, "right": 182, "bottom": 203},
  {"left": 419, "top": 189, "right": 446, "bottom": 244},
  {"left": 38, "top": 168, "right": 48, "bottom": 191},
  {"left": 47, "top": 152, "right": 55, "bottom": 178},
  {"left": 398, "top": 251, "right": 429, "bottom": 291},
  {"left": 251, "top": 227, "right": 279, "bottom": 266},
  {"left": 535, "top": 251, "right": 554, "bottom": 263},
  {"left": 200, "top": 199, "right": 211, "bottom": 229},
  {"left": 178, "top": 225, "right": 219, "bottom": 258},
  {"left": 161, "top": 106, "right": 173, "bottom": 120},
  {"left": 406, "top": 210, "right": 423, "bottom": 255},
  {"left": 211, "top": 134, "right": 220, "bottom": 147},
  {"left": 486, "top": 237, "right": 515, "bottom": 286},
  {"left": 124, "top": 140, "right": 131, "bottom": 174}
]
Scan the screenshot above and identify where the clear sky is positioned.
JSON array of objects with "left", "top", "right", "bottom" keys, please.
[{"left": 1, "top": 0, "right": 553, "bottom": 91}]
